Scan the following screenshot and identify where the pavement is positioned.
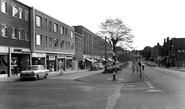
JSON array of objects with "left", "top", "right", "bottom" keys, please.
[{"left": 0, "top": 69, "right": 89, "bottom": 82}]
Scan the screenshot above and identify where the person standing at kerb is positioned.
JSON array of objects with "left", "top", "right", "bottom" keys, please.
[{"left": 132, "top": 62, "right": 135, "bottom": 73}]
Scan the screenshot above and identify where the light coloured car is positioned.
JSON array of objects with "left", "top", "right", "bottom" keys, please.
[{"left": 20, "top": 65, "right": 49, "bottom": 80}]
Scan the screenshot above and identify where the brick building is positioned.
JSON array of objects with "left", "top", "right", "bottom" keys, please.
[{"left": 0, "top": 0, "right": 31, "bottom": 76}]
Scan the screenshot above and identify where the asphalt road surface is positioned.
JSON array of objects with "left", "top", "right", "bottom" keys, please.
[{"left": 0, "top": 65, "right": 185, "bottom": 109}]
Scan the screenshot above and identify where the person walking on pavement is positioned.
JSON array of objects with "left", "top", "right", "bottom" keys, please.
[
  {"left": 132, "top": 62, "right": 135, "bottom": 73},
  {"left": 142, "top": 63, "right": 145, "bottom": 70}
]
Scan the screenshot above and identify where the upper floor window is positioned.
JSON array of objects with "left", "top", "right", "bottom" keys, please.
[
  {"left": 60, "top": 40, "right": 64, "bottom": 48},
  {"left": 71, "top": 43, "right": 74, "bottom": 50},
  {"left": 1, "top": 0, "right": 7, "bottom": 13},
  {"left": 65, "top": 28, "right": 68, "bottom": 36},
  {"left": 25, "top": 10, "right": 29, "bottom": 22},
  {"left": 18, "top": 29, "right": 24, "bottom": 40},
  {"left": 71, "top": 31, "right": 74, "bottom": 38},
  {"left": 68, "top": 42, "right": 70, "bottom": 50},
  {"left": 54, "top": 39, "right": 59, "bottom": 47},
  {"left": 49, "top": 37, "right": 52, "bottom": 47},
  {"left": 44, "top": 36, "right": 47, "bottom": 46},
  {"left": 53, "top": 23, "right": 58, "bottom": 33},
  {"left": 60, "top": 26, "right": 64, "bottom": 34},
  {"left": 19, "top": 7, "right": 23, "bottom": 19},
  {"left": 65, "top": 41, "right": 68, "bottom": 49},
  {"left": 36, "top": 16, "right": 42, "bottom": 27},
  {"left": 44, "top": 19, "right": 47, "bottom": 29},
  {"left": 49, "top": 21, "right": 52, "bottom": 31},
  {"left": 1, "top": 24, "right": 7, "bottom": 37},
  {"left": 12, "top": 27, "right": 17, "bottom": 39},
  {"left": 25, "top": 31, "right": 29, "bottom": 41},
  {"left": 36, "top": 34, "right": 42, "bottom": 45},
  {"left": 12, "top": 5, "right": 18, "bottom": 17}
]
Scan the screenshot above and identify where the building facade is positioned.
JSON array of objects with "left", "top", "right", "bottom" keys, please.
[
  {"left": 0, "top": 0, "right": 31, "bottom": 76},
  {"left": 30, "top": 8, "right": 75, "bottom": 72}
]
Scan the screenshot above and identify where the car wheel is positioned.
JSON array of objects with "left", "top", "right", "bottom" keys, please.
[
  {"left": 35, "top": 75, "right": 39, "bottom": 80},
  {"left": 44, "top": 74, "right": 47, "bottom": 79}
]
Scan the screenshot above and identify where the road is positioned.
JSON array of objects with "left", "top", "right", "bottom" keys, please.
[{"left": 0, "top": 65, "right": 185, "bottom": 109}]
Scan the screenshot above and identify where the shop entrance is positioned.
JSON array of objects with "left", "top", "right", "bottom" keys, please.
[{"left": 11, "top": 53, "right": 30, "bottom": 75}]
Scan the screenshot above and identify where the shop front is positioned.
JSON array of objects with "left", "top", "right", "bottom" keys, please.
[
  {"left": 47, "top": 54, "right": 57, "bottom": 72},
  {"left": 10, "top": 47, "right": 30, "bottom": 75},
  {"left": 0, "top": 46, "right": 8, "bottom": 76},
  {"left": 66, "top": 54, "right": 73, "bottom": 71},
  {"left": 32, "top": 53, "right": 46, "bottom": 67},
  {"left": 58, "top": 54, "right": 66, "bottom": 71}
]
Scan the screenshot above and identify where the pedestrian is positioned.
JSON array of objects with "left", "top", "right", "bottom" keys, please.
[
  {"left": 142, "top": 63, "right": 145, "bottom": 70},
  {"left": 132, "top": 63, "right": 135, "bottom": 73}
]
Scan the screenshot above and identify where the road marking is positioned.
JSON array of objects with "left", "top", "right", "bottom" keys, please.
[
  {"left": 5, "top": 87, "right": 67, "bottom": 90},
  {"left": 148, "top": 89, "right": 161, "bottom": 92},
  {"left": 106, "top": 84, "right": 124, "bottom": 109}
]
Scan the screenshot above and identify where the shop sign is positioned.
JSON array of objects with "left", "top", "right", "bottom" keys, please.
[
  {"left": 12, "top": 48, "right": 30, "bottom": 54},
  {"left": 49, "top": 56, "right": 55, "bottom": 60},
  {"left": 58, "top": 54, "right": 66, "bottom": 58},
  {"left": 0, "top": 46, "right": 8, "bottom": 53},
  {"left": 66, "top": 55, "right": 73, "bottom": 59},
  {"left": 32, "top": 53, "right": 46, "bottom": 57}
]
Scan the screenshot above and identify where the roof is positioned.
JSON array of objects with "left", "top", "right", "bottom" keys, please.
[{"left": 172, "top": 38, "right": 185, "bottom": 49}]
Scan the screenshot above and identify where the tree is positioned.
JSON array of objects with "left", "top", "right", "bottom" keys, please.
[{"left": 98, "top": 17, "right": 134, "bottom": 62}]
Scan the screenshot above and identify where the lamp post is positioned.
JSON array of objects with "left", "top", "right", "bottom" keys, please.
[{"left": 104, "top": 36, "right": 107, "bottom": 73}]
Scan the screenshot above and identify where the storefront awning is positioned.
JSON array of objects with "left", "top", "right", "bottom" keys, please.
[{"left": 85, "top": 58, "right": 97, "bottom": 63}]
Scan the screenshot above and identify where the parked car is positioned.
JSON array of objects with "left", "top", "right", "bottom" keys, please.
[
  {"left": 90, "top": 63, "right": 98, "bottom": 71},
  {"left": 20, "top": 65, "right": 49, "bottom": 80},
  {"left": 149, "top": 62, "right": 156, "bottom": 67},
  {"left": 96, "top": 63, "right": 104, "bottom": 70}
]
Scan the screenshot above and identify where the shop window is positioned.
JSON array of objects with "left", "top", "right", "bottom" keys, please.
[
  {"left": 25, "top": 10, "right": 29, "bottom": 22},
  {"left": 1, "top": 24, "right": 7, "bottom": 37},
  {"left": 1, "top": 0, "right": 7, "bottom": 14},
  {"left": 12, "top": 27, "right": 17, "bottom": 39},
  {"left": 36, "top": 34, "right": 42, "bottom": 45}
]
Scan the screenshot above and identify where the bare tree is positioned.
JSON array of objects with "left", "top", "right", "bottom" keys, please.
[{"left": 98, "top": 17, "right": 134, "bottom": 60}]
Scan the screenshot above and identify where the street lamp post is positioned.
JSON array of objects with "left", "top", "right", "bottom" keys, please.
[{"left": 104, "top": 36, "right": 107, "bottom": 73}]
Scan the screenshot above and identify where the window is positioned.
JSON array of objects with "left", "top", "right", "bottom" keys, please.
[
  {"left": 68, "top": 42, "right": 70, "bottom": 50},
  {"left": 65, "top": 41, "right": 68, "bottom": 49},
  {"left": 44, "top": 19, "right": 47, "bottom": 29},
  {"left": 49, "top": 21, "right": 52, "bottom": 31},
  {"left": 25, "top": 31, "right": 29, "bottom": 41},
  {"left": 71, "top": 31, "right": 74, "bottom": 38},
  {"left": 12, "top": 5, "right": 18, "bottom": 17},
  {"left": 12, "top": 27, "right": 17, "bottom": 39},
  {"left": 60, "top": 26, "right": 64, "bottom": 34},
  {"left": 19, "top": 7, "right": 23, "bottom": 19},
  {"left": 44, "top": 36, "right": 47, "bottom": 46},
  {"left": 53, "top": 23, "right": 58, "bottom": 33},
  {"left": 60, "top": 40, "right": 64, "bottom": 48},
  {"left": 71, "top": 43, "right": 74, "bottom": 49},
  {"left": 18, "top": 29, "right": 24, "bottom": 40},
  {"left": 49, "top": 37, "right": 52, "bottom": 47},
  {"left": 65, "top": 28, "right": 68, "bottom": 36},
  {"left": 36, "top": 34, "right": 42, "bottom": 45},
  {"left": 25, "top": 10, "right": 29, "bottom": 21},
  {"left": 54, "top": 39, "right": 59, "bottom": 47},
  {"left": 1, "top": 24, "right": 7, "bottom": 37},
  {"left": 1, "top": 0, "right": 7, "bottom": 13},
  {"left": 36, "top": 16, "right": 42, "bottom": 27}
]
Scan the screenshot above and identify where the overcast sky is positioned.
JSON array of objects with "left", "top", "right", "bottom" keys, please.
[{"left": 18, "top": 0, "right": 185, "bottom": 50}]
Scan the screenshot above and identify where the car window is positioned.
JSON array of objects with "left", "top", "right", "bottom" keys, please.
[{"left": 28, "top": 66, "right": 39, "bottom": 70}]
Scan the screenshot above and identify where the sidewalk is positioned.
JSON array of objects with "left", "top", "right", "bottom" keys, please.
[
  {"left": 76, "top": 68, "right": 146, "bottom": 83},
  {"left": 0, "top": 69, "right": 89, "bottom": 83}
]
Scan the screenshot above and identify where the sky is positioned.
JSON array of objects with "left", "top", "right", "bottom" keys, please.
[{"left": 18, "top": 0, "right": 185, "bottom": 50}]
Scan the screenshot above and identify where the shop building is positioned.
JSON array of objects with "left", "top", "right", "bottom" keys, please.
[
  {"left": 30, "top": 8, "right": 75, "bottom": 72},
  {"left": 0, "top": 0, "right": 31, "bottom": 76}
]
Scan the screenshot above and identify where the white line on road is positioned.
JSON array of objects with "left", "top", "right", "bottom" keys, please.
[{"left": 106, "top": 84, "right": 124, "bottom": 109}]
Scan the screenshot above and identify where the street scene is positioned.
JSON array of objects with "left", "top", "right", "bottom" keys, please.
[
  {"left": 1, "top": 0, "right": 185, "bottom": 109},
  {"left": 1, "top": 62, "right": 185, "bottom": 109}
]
